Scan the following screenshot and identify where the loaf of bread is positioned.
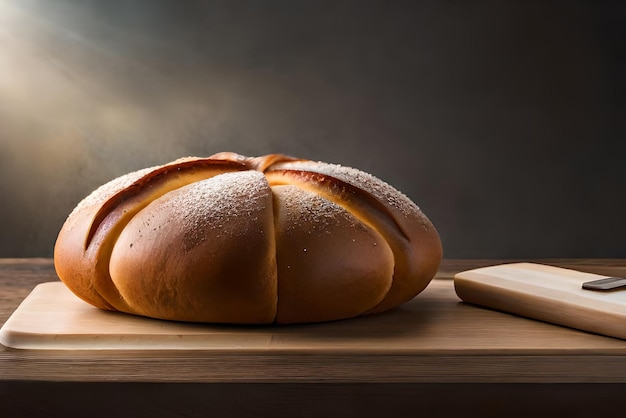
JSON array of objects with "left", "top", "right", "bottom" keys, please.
[{"left": 54, "top": 152, "right": 442, "bottom": 324}]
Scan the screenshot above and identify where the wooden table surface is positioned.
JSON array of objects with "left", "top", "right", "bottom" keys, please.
[{"left": 3, "top": 258, "right": 626, "bottom": 417}]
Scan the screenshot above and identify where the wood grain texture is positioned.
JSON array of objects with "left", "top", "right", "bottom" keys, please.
[
  {"left": 2, "top": 258, "right": 626, "bottom": 383},
  {"left": 5, "top": 277, "right": 626, "bottom": 352},
  {"left": 454, "top": 262, "right": 626, "bottom": 340}
]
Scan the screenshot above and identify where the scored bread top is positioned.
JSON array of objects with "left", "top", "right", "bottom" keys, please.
[{"left": 54, "top": 152, "right": 442, "bottom": 324}]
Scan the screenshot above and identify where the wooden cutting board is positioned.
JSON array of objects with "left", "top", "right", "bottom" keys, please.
[
  {"left": 3, "top": 269, "right": 626, "bottom": 351},
  {"left": 454, "top": 262, "right": 626, "bottom": 340},
  {"left": 0, "top": 282, "right": 281, "bottom": 350}
]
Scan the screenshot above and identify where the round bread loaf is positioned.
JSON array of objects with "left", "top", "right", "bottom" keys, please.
[{"left": 54, "top": 152, "right": 442, "bottom": 324}]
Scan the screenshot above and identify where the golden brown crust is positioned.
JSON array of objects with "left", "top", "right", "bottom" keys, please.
[
  {"left": 54, "top": 153, "right": 442, "bottom": 324},
  {"left": 272, "top": 185, "right": 394, "bottom": 324},
  {"left": 109, "top": 171, "right": 277, "bottom": 323}
]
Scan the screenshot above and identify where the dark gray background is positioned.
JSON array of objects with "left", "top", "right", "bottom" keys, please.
[{"left": 0, "top": 0, "right": 624, "bottom": 258}]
